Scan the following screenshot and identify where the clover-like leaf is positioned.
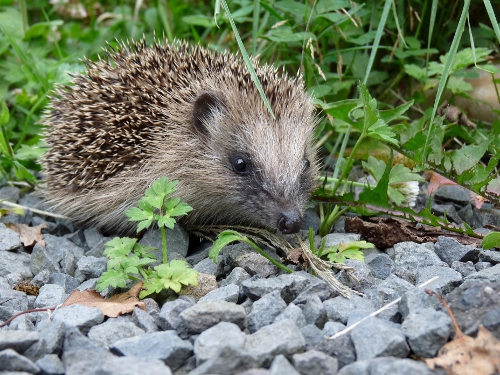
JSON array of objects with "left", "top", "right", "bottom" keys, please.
[
  {"left": 103, "top": 237, "right": 137, "bottom": 259},
  {"left": 96, "top": 269, "right": 128, "bottom": 291}
]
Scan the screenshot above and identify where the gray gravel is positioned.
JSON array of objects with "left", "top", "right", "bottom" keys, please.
[{"left": 1, "top": 187, "right": 500, "bottom": 374}]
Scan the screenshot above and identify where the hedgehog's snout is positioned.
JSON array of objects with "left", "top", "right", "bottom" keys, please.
[{"left": 277, "top": 210, "right": 303, "bottom": 234}]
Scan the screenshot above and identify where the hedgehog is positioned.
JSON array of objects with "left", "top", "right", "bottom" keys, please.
[{"left": 40, "top": 39, "right": 319, "bottom": 235}]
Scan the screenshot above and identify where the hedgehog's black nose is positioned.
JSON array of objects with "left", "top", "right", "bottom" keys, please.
[{"left": 278, "top": 211, "right": 303, "bottom": 234}]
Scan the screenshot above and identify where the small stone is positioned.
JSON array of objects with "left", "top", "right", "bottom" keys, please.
[
  {"left": 52, "top": 304, "right": 104, "bottom": 334},
  {"left": 48, "top": 273, "right": 81, "bottom": 294},
  {"left": 34, "top": 284, "right": 66, "bottom": 308},
  {"left": 0, "top": 330, "right": 40, "bottom": 352},
  {"left": 301, "top": 295, "right": 327, "bottom": 328},
  {"left": 431, "top": 203, "right": 462, "bottom": 224},
  {"left": 274, "top": 303, "right": 306, "bottom": 328},
  {"left": 482, "top": 308, "right": 500, "bottom": 333},
  {"left": 194, "top": 322, "right": 246, "bottom": 365},
  {"left": 269, "top": 354, "right": 301, "bottom": 375},
  {"left": 350, "top": 317, "right": 409, "bottom": 360},
  {"left": 0, "top": 288, "right": 29, "bottom": 321},
  {"left": 0, "top": 348, "right": 40, "bottom": 373},
  {"left": 479, "top": 250, "right": 500, "bottom": 264},
  {"left": 248, "top": 290, "right": 287, "bottom": 333},
  {"left": 0, "top": 223, "right": 21, "bottom": 251},
  {"left": 131, "top": 306, "right": 159, "bottom": 333},
  {"left": 452, "top": 261, "right": 477, "bottom": 277},
  {"left": 394, "top": 242, "right": 446, "bottom": 271},
  {"left": 292, "top": 350, "right": 338, "bottom": 375},
  {"left": 88, "top": 319, "right": 145, "bottom": 349},
  {"left": 337, "top": 357, "right": 435, "bottom": 375},
  {"left": 158, "top": 298, "right": 193, "bottom": 331},
  {"left": 199, "top": 284, "right": 239, "bottom": 303},
  {"left": 179, "top": 272, "right": 218, "bottom": 300},
  {"left": 416, "top": 266, "right": 463, "bottom": 295},
  {"left": 83, "top": 228, "right": 104, "bottom": 249},
  {"left": 110, "top": 331, "right": 192, "bottom": 371},
  {"left": 31, "top": 269, "right": 50, "bottom": 287},
  {"left": 323, "top": 294, "right": 376, "bottom": 324},
  {"left": 244, "top": 319, "right": 305, "bottom": 367},
  {"left": 0, "top": 251, "right": 32, "bottom": 281},
  {"left": 178, "top": 300, "right": 247, "bottom": 335},
  {"left": 75, "top": 256, "right": 107, "bottom": 279},
  {"left": 323, "top": 233, "right": 361, "bottom": 247},
  {"left": 367, "top": 253, "right": 394, "bottom": 279},
  {"left": 194, "top": 257, "right": 224, "bottom": 277},
  {"left": 434, "top": 185, "right": 471, "bottom": 205},
  {"left": 321, "top": 322, "right": 356, "bottom": 368},
  {"left": 189, "top": 346, "right": 262, "bottom": 375},
  {"left": 100, "top": 356, "right": 172, "bottom": 375},
  {"left": 434, "top": 236, "right": 479, "bottom": 266},
  {"left": 399, "top": 287, "right": 441, "bottom": 319},
  {"left": 476, "top": 262, "right": 492, "bottom": 271},
  {"left": 139, "top": 225, "right": 189, "bottom": 260},
  {"left": 335, "top": 259, "right": 375, "bottom": 293},
  {"left": 242, "top": 276, "right": 294, "bottom": 301},
  {"left": 401, "top": 308, "right": 452, "bottom": 357},
  {"left": 36, "top": 354, "right": 64, "bottom": 375},
  {"left": 219, "top": 267, "right": 251, "bottom": 287},
  {"left": 375, "top": 274, "right": 415, "bottom": 303},
  {"left": 232, "top": 252, "right": 279, "bottom": 277}
]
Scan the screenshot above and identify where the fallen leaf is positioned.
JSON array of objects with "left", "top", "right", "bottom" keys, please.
[
  {"left": 437, "top": 100, "right": 477, "bottom": 129},
  {"left": 423, "top": 171, "right": 458, "bottom": 196},
  {"left": 426, "top": 326, "right": 500, "bottom": 374},
  {"left": 6, "top": 222, "right": 48, "bottom": 247},
  {"left": 62, "top": 282, "right": 146, "bottom": 318},
  {"left": 284, "top": 248, "right": 308, "bottom": 267},
  {"left": 345, "top": 216, "right": 482, "bottom": 249},
  {"left": 471, "top": 192, "right": 488, "bottom": 210}
]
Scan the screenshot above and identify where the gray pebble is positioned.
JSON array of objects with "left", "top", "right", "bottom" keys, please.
[
  {"left": 292, "top": 350, "right": 338, "bottom": 375},
  {"left": 219, "top": 266, "right": 251, "bottom": 287},
  {"left": 51, "top": 305, "right": 104, "bottom": 334},
  {"left": 199, "top": 283, "right": 239, "bottom": 303},
  {"left": 323, "top": 294, "right": 375, "bottom": 324},
  {"left": 274, "top": 303, "right": 306, "bottom": 328},
  {"left": 401, "top": 308, "right": 452, "bottom": 357},
  {"left": 416, "top": 266, "right": 463, "bottom": 295},
  {"left": 301, "top": 295, "right": 327, "bottom": 328},
  {"left": 0, "top": 330, "right": 39, "bottom": 352},
  {"left": 350, "top": 316, "right": 409, "bottom": 360},
  {"left": 394, "top": 242, "right": 446, "bottom": 271},
  {"left": 131, "top": 306, "right": 159, "bottom": 333},
  {"left": 34, "top": 284, "right": 66, "bottom": 309},
  {"left": 0, "top": 348, "right": 40, "bottom": 373},
  {"left": 178, "top": 300, "right": 247, "bottom": 335},
  {"left": 269, "top": 354, "right": 301, "bottom": 375},
  {"left": 244, "top": 319, "right": 305, "bottom": 367},
  {"left": 75, "top": 256, "right": 107, "bottom": 279},
  {"left": 0, "top": 223, "right": 21, "bottom": 251},
  {"left": 434, "top": 236, "right": 479, "bottom": 266},
  {"left": 248, "top": 290, "right": 287, "bottom": 333},
  {"left": 158, "top": 298, "right": 193, "bottom": 331},
  {"left": 87, "top": 319, "right": 145, "bottom": 349},
  {"left": 367, "top": 253, "right": 394, "bottom": 279},
  {"left": 189, "top": 346, "right": 262, "bottom": 375},
  {"left": 110, "top": 331, "right": 192, "bottom": 371},
  {"left": 35, "top": 354, "right": 64, "bottom": 375},
  {"left": 194, "top": 321, "right": 246, "bottom": 365}
]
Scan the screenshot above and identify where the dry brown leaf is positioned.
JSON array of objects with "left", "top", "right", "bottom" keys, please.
[
  {"left": 426, "top": 326, "right": 500, "bottom": 375},
  {"left": 6, "top": 222, "right": 48, "bottom": 247},
  {"left": 345, "top": 216, "right": 482, "bottom": 249},
  {"left": 284, "top": 248, "right": 308, "bottom": 266},
  {"left": 62, "top": 282, "right": 146, "bottom": 318},
  {"left": 423, "top": 170, "right": 458, "bottom": 196}
]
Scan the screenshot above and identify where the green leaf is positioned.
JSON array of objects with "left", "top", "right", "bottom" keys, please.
[
  {"left": 104, "top": 237, "right": 137, "bottom": 258},
  {"left": 340, "top": 249, "right": 365, "bottom": 261},
  {"left": 450, "top": 141, "right": 490, "bottom": 175},
  {"left": 157, "top": 216, "right": 176, "bottom": 229},
  {"left": 96, "top": 269, "right": 128, "bottom": 291},
  {"left": 481, "top": 232, "right": 500, "bottom": 250},
  {"left": 133, "top": 243, "right": 157, "bottom": 260},
  {"left": 126, "top": 206, "right": 153, "bottom": 222},
  {"left": 209, "top": 230, "right": 245, "bottom": 263},
  {"left": 168, "top": 202, "right": 193, "bottom": 217}
]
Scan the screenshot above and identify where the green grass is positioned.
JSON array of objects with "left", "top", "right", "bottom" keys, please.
[{"left": 1, "top": 0, "right": 499, "bottom": 236}]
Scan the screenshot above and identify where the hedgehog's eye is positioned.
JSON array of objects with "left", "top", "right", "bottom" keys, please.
[
  {"left": 302, "top": 158, "right": 311, "bottom": 172},
  {"left": 233, "top": 156, "right": 249, "bottom": 174}
]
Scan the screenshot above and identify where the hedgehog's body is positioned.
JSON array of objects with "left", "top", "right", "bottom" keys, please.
[{"left": 41, "top": 40, "right": 319, "bottom": 234}]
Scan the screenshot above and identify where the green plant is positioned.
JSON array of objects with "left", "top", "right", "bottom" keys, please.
[
  {"left": 209, "top": 229, "right": 293, "bottom": 273},
  {"left": 309, "top": 228, "right": 374, "bottom": 264},
  {"left": 96, "top": 177, "right": 197, "bottom": 299}
]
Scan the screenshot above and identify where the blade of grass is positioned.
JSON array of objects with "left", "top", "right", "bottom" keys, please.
[
  {"left": 157, "top": 0, "right": 172, "bottom": 41},
  {"left": 483, "top": 0, "right": 500, "bottom": 43},
  {"left": 424, "top": 0, "right": 438, "bottom": 85},
  {"left": 363, "top": 0, "right": 392, "bottom": 85},
  {"left": 422, "top": 0, "right": 471, "bottom": 165},
  {"left": 251, "top": 0, "right": 260, "bottom": 56},
  {"left": 219, "top": 0, "right": 275, "bottom": 119}
]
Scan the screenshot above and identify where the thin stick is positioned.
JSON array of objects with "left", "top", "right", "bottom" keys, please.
[
  {"left": 0, "top": 200, "right": 69, "bottom": 220},
  {"left": 326, "top": 276, "right": 439, "bottom": 340}
]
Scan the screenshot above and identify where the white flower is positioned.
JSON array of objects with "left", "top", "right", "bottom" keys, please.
[{"left": 391, "top": 180, "right": 420, "bottom": 207}]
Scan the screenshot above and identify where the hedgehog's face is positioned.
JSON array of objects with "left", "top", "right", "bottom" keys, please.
[{"left": 191, "top": 90, "right": 319, "bottom": 234}]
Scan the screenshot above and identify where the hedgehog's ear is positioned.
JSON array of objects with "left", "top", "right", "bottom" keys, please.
[{"left": 192, "top": 91, "right": 226, "bottom": 136}]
